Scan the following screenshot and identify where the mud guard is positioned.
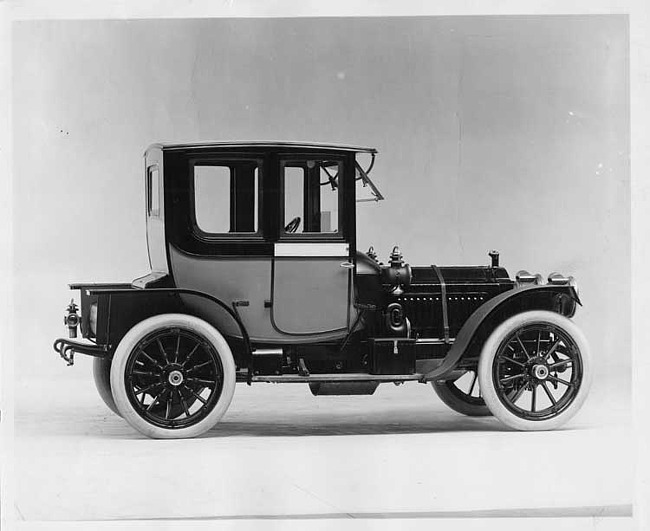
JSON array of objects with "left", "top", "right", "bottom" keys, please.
[
  {"left": 421, "top": 284, "right": 580, "bottom": 382},
  {"left": 84, "top": 287, "right": 253, "bottom": 369}
]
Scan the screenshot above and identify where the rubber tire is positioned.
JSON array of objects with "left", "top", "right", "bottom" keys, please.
[
  {"left": 478, "top": 310, "right": 592, "bottom": 431},
  {"left": 110, "top": 314, "right": 236, "bottom": 439},
  {"left": 93, "top": 357, "right": 122, "bottom": 417},
  {"left": 431, "top": 374, "right": 492, "bottom": 417}
]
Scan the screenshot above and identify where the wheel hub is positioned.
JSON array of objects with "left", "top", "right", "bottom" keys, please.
[
  {"left": 168, "top": 369, "right": 184, "bottom": 387},
  {"left": 532, "top": 364, "right": 549, "bottom": 380}
]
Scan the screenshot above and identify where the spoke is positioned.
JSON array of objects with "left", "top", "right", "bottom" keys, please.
[
  {"left": 500, "top": 373, "right": 526, "bottom": 384},
  {"left": 547, "top": 375, "right": 572, "bottom": 387},
  {"left": 501, "top": 356, "right": 525, "bottom": 367},
  {"left": 507, "top": 385, "right": 527, "bottom": 405},
  {"left": 545, "top": 338, "right": 562, "bottom": 359},
  {"left": 516, "top": 336, "right": 531, "bottom": 360},
  {"left": 134, "top": 383, "right": 160, "bottom": 396},
  {"left": 178, "top": 389, "right": 191, "bottom": 418},
  {"left": 156, "top": 338, "right": 170, "bottom": 365},
  {"left": 550, "top": 359, "right": 573, "bottom": 370},
  {"left": 531, "top": 385, "right": 537, "bottom": 413},
  {"left": 132, "top": 370, "right": 157, "bottom": 377},
  {"left": 138, "top": 350, "right": 164, "bottom": 371},
  {"left": 165, "top": 393, "right": 173, "bottom": 420},
  {"left": 536, "top": 331, "right": 541, "bottom": 356},
  {"left": 174, "top": 334, "right": 181, "bottom": 364},
  {"left": 542, "top": 381, "right": 557, "bottom": 405},
  {"left": 146, "top": 389, "right": 166, "bottom": 412},
  {"left": 187, "top": 377, "right": 217, "bottom": 387},
  {"left": 181, "top": 343, "right": 201, "bottom": 368},
  {"left": 183, "top": 385, "right": 208, "bottom": 405},
  {"left": 468, "top": 372, "right": 478, "bottom": 396},
  {"left": 188, "top": 360, "right": 213, "bottom": 373}
]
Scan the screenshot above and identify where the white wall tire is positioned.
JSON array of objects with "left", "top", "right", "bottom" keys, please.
[
  {"left": 478, "top": 310, "right": 591, "bottom": 431},
  {"left": 110, "top": 314, "right": 236, "bottom": 439}
]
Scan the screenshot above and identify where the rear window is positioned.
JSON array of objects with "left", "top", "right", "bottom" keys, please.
[
  {"left": 147, "top": 165, "right": 160, "bottom": 217},
  {"left": 192, "top": 160, "right": 260, "bottom": 234}
]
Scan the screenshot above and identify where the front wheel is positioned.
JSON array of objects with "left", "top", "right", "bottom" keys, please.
[
  {"left": 478, "top": 310, "right": 592, "bottom": 431},
  {"left": 110, "top": 314, "right": 236, "bottom": 439},
  {"left": 431, "top": 370, "right": 491, "bottom": 417}
]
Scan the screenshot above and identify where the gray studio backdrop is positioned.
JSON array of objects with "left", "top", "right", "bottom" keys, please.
[{"left": 13, "top": 16, "right": 629, "bottom": 391}]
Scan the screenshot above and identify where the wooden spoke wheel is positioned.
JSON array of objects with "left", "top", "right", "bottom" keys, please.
[
  {"left": 478, "top": 311, "right": 591, "bottom": 431},
  {"left": 110, "top": 314, "right": 236, "bottom": 439}
]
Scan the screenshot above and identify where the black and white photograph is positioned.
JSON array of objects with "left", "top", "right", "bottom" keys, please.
[{"left": 3, "top": 2, "right": 649, "bottom": 530}]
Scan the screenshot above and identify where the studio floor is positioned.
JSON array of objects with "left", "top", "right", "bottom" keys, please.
[{"left": 13, "top": 368, "right": 632, "bottom": 523}]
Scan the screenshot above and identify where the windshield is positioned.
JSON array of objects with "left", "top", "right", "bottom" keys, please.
[
  {"left": 355, "top": 154, "right": 384, "bottom": 203},
  {"left": 315, "top": 155, "right": 384, "bottom": 203}
]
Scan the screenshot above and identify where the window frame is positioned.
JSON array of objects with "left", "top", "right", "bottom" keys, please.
[
  {"left": 278, "top": 155, "right": 346, "bottom": 242},
  {"left": 188, "top": 156, "right": 264, "bottom": 241}
]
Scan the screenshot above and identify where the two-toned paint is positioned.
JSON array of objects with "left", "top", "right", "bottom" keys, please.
[{"left": 146, "top": 143, "right": 362, "bottom": 344}]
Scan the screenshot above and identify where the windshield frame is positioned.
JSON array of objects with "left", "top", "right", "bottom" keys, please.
[{"left": 355, "top": 154, "right": 384, "bottom": 203}]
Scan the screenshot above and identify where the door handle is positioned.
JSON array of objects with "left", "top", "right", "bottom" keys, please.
[{"left": 340, "top": 261, "right": 355, "bottom": 269}]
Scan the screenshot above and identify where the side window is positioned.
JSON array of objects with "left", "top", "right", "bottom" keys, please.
[
  {"left": 193, "top": 161, "right": 260, "bottom": 234},
  {"left": 282, "top": 159, "right": 341, "bottom": 235},
  {"left": 147, "top": 165, "right": 160, "bottom": 217}
]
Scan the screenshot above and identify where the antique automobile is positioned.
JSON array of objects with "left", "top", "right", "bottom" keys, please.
[{"left": 54, "top": 141, "right": 591, "bottom": 439}]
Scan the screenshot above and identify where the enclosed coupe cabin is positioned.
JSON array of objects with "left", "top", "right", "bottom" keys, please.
[{"left": 144, "top": 142, "right": 377, "bottom": 344}]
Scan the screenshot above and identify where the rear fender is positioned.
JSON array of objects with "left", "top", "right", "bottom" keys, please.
[
  {"left": 422, "top": 285, "right": 579, "bottom": 381},
  {"left": 86, "top": 288, "right": 252, "bottom": 369}
]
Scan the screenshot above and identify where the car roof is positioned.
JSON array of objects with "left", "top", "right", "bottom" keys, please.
[{"left": 145, "top": 141, "right": 377, "bottom": 155}]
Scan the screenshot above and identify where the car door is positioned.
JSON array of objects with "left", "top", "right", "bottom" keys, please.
[{"left": 271, "top": 155, "right": 353, "bottom": 335}]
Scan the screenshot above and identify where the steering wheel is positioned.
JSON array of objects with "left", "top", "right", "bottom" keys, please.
[{"left": 284, "top": 216, "right": 301, "bottom": 233}]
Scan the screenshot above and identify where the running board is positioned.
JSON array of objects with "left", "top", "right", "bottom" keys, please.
[{"left": 249, "top": 373, "right": 423, "bottom": 383}]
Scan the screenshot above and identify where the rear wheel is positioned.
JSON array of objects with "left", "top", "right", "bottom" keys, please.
[
  {"left": 478, "top": 310, "right": 591, "bottom": 431},
  {"left": 110, "top": 314, "right": 236, "bottom": 439},
  {"left": 431, "top": 370, "right": 491, "bottom": 417}
]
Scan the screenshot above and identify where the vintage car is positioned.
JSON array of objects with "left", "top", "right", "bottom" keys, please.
[{"left": 54, "top": 141, "right": 591, "bottom": 439}]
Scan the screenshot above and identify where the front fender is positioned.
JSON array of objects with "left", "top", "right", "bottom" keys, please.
[{"left": 422, "top": 284, "right": 580, "bottom": 381}]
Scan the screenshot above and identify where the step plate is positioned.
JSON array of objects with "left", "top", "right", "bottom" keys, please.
[{"left": 248, "top": 373, "right": 423, "bottom": 383}]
